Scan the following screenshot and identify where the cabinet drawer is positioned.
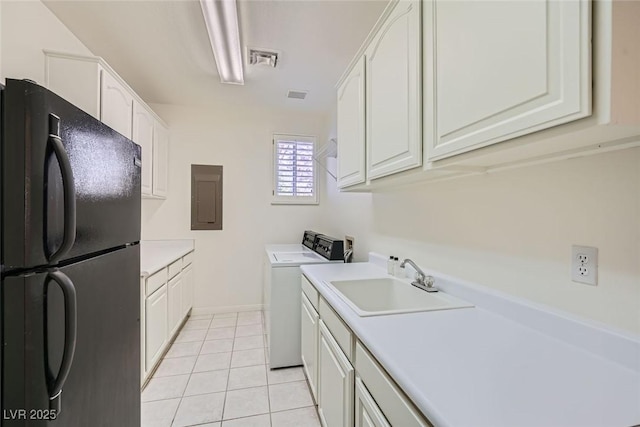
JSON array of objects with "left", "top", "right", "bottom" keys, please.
[
  {"left": 183, "top": 251, "right": 194, "bottom": 268},
  {"left": 319, "top": 297, "right": 354, "bottom": 362},
  {"left": 146, "top": 267, "right": 167, "bottom": 296},
  {"left": 301, "top": 275, "right": 319, "bottom": 311},
  {"left": 355, "top": 341, "right": 432, "bottom": 427},
  {"left": 168, "top": 258, "right": 182, "bottom": 279}
]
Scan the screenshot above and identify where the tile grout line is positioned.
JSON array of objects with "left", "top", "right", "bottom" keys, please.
[
  {"left": 145, "top": 312, "right": 318, "bottom": 426},
  {"left": 220, "top": 314, "right": 237, "bottom": 423}
]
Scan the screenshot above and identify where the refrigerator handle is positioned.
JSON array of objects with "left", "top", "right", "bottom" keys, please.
[
  {"left": 47, "top": 115, "right": 76, "bottom": 264},
  {"left": 45, "top": 270, "right": 78, "bottom": 413}
]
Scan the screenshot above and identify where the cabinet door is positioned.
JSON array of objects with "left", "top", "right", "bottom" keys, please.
[
  {"left": 355, "top": 377, "right": 391, "bottom": 427},
  {"left": 167, "top": 274, "right": 183, "bottom": 337},
  {"left": 318, "top": 320, "right": 354, "bottom": 427},
  {"left": 145, "top": 284, "right": 168, "bottom": 371},
  {"left": 301, "top": 293, "right": 319, "bottom": 402},
  {"left": 100, "top": 69, "right": 133, "bottom": 139},
  {"left": 153, "top": 121, "right": 169, "bottom": 198},
  {"left": 425, "top": 0, "right": 591, "bottom": 160},
  {"left": 366, "top": 0, "right": 422, "bottom": 180},
  {"left": 133, "top": 100, "right": 154, "bottom": 197},
  {"left": 182, "top": 264, "right": 194, "bottom": 317},
  {"left": 337, "top": 56, "right": 366, "bottom": 188}
]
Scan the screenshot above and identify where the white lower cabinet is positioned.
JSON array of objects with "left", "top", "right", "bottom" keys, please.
[
  {"left": 355, "top": 377, "right": 391, "bottom": 427},
  {"left": 142, "top": 250, "right": 195, "bottom": 384},
  {"left": 318, "top": 320, "right": 354, "bottom": 427},
  {"left": 355, "top": 342, "right": 432, "bottom": 427},
  {"left": 145, "top": 284, "right": 168, "bottom": 372},
  {"left": 167, "top": 274, "right": 183, "bottom": 337},
  {"left": 301, "top": 275, "right": 434, "bottom": 427},
  {"left": 301, "top": 293, "right": 319, "bottom": 402},
  {"left": 182, "top": 264, "right": 194, "bottom": 317}
]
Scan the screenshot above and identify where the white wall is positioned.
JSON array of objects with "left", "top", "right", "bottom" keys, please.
[
  {"left": 1, "top": 0, "right": 92, "bottom": 84},
  {"left": 321, "top": 147, "right": 640, "bottom": 334},
  {"left": 142, "top": 103, "right": 328, "bottom": 312}
]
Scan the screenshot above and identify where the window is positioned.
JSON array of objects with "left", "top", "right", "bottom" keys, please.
[{"left": 272, "top": 134, "right": 318, "bottom": 205}]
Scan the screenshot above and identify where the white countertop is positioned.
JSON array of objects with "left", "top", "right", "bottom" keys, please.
[
  {"left": 301, "top": 260, "right": 640, "bottom": 427},
  {"left": 140, "top": 239, "right": 195, "bottom": 277}
]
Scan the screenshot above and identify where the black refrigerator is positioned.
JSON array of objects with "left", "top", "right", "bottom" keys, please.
[{"left": 1, "top": 79, "right": 141, "bottom": 426}]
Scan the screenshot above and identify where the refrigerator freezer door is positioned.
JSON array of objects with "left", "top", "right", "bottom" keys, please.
[
  {"left": 2, "top": 79, "right": 141, "bottom": 272},
  {"left": 2, "top": 245, "right": 140, "bottom": 426}
]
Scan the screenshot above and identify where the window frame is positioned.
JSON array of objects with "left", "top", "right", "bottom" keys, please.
[{"left": 271, "top": 133, "right": 319, "bottom": 205}]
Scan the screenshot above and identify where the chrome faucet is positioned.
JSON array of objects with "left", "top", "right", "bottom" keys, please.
[{"left": 400, "top": 259, "right": 437, "bottom": 293}]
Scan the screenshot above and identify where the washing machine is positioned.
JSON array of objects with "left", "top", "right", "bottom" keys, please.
[{"left": 263, "top": 231, "right": 344, "bottom": 369}]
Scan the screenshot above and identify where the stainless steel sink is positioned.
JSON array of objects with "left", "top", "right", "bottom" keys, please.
[{"left": 327, "top": 278, "right": 473, "bottom": 316}]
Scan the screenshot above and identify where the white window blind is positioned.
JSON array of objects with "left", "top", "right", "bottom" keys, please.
[{"left": 272, "top": 134, "right": 318, "bottom": 204}]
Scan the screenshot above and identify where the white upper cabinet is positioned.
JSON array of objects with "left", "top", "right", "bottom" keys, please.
[
  {"left": 366, "top": 0, "right": 422, "bottom": 180},
  {"left": 424, "top": 0, "right": 591, "bottom": 161},
  {"left": 100, "top": 69, "right": 133, "bottom": 139},
  {"left": 133, "top": 100, "right": 154, "bottom": 197},
  {"left": 337, "top": 57, "right": 366, "bottom": 188},
  {"left": 152, "top": 120, "right": 169, "bottom": 198},
  {"left": 44, "top": 51, "right": 170, "bottom": 200}
]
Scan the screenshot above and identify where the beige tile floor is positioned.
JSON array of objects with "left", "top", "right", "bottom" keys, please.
[{"left": 141, "top": 311, "right": 321, "bottom": 427}]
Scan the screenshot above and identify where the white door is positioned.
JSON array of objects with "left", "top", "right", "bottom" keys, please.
[
  {"left": 366, "top": 0, "right": 422, "bottom": 180},
  {"left": 145, "top": 284, "right": 168, "bottom": 370},
  {"left": 318, "top": 321, "right": 354, "bottom": 427},
  {"left": 355, "top": 377, "right": 391, "bottom": 427},
  {"left": 424, "top": 0, "right": 591, "bottom": 160},
  {"left": 100, "top": 69, "right": 133, "bottom": 139},
  {"left": 167, "top": 274, "right": 183, "bottom": 337},
  {"left": 301, "top": 293, "right": 319, "bottom": 402},
  {"left": 337, "top": 56, "right": 366, "bottom": 188},
  {"left": 182, "top": 264, "right": 194, "bottom": 317},
  {"left": 153, "top": 121, "right": 169, "bottom": 198},
  {"left": 132, "top": 100, "right": 154, "bottom": 196}
]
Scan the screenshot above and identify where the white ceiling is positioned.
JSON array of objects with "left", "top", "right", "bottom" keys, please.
[{"left": 43, "top": 0, "right": 388, "bottom": 113}]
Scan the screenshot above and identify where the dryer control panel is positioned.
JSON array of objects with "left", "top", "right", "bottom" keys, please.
[{"left": 315, "top": 236, "right": 344, "bottom": 261}]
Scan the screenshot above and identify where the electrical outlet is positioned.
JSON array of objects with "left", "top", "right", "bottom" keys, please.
[
  {"left": 571, "top": 245, "right": 598, "bottom": 286},
  {"left": 345, "top": 235, "right": 354, "bottom": 251}
]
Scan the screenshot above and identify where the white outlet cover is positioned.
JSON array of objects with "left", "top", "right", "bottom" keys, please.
[{"left": 571, "top": 245, "right": 598, "bottom": 286}]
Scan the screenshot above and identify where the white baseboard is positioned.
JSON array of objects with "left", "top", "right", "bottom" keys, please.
[{"left": 191, "top": 304, "right": 264, "bottom": 316}]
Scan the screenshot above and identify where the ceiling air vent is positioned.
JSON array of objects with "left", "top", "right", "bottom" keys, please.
[
  {"left": 287, "top": 90, "right": 308, "bottom": 100},
  {"left": 248, "top": 48, "right": 278, "bottom": 67}
]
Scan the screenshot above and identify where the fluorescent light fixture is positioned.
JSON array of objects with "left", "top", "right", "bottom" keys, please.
[{"left": 200, "top": 0, "right": 244, "bottom": 85}]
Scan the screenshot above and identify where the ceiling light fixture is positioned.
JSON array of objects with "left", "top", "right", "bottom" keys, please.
[{"left": 199, "top": 0, "right": 244, "bottom": 85}]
